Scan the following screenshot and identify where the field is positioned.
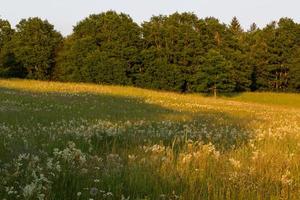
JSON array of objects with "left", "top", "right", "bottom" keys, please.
[{"left": 1, "top": 79, "right": 300, "bottom": 200}]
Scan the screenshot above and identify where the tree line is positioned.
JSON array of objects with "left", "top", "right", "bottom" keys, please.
[{"left": 1, "top": 11, "right": 300, "bottom": 94}]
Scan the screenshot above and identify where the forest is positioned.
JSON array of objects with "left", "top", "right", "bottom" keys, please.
[{"left": 1, "top": 11, "right": 300, "bottom": 93}]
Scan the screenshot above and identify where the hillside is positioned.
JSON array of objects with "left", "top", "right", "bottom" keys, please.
[{"left": 1, "top": 79, "right": 300, "bottom": 199}]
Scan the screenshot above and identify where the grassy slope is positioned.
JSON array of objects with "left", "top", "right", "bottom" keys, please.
[
  {"left": 1, "top": 79, "right": 300, "bottom": 199},
  {"left": 224, "top": 92, "right": 300, "bottom": 109},
  {"left": 1, "top": 78, "right": 299, "bottom": 109}
]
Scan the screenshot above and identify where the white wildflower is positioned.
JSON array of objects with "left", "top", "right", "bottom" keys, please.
[{"left": 229, "top": 158, "right": 241, "bottom": 169}]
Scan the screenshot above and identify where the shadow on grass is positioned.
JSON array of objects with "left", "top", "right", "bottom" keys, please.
[
  {"left": 0, "top": 87, "right": 258, "bottom": 199},
  {"left": 0, "top": 87, "right": 253, "bottom": 152},
  {"left": 0, "top": 87, "right": 180, "bottom": 124}
]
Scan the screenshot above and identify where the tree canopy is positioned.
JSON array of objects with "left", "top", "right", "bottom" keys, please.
[
  {"left": 11, "top": 17, "right": 62, "bottom": 79},
  {"left": 55, "top": 11, "right": 141, "bottom": 85},
  {"left": 0, "top": 19, "right": 16, "bottom": 77},
  {"left": 1, "top": 12, "right": 300, "bottom": 94}
]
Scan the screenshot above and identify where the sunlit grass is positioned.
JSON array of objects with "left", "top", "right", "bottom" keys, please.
[
  {"left": 223, "top": 92, "right": 300, "bottom": 108},
  {"left": 0, "top": 79, "right": 300, "bottom": 199}
]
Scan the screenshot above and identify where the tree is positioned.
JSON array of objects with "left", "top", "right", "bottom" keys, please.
[
  {"left": 140, "top": 13, "right": 204, "bottom": 92},
  {"left": 288, "top": 46, "right": 300, "bottom": 91},
  {"left": 256, "top": 19, "right": 300, "bottom": 91},
  {"left": 1, "top": 12, "right": 299, "bottom": 93},
  {"left": 246, "top": 30, "right": 270, "bottom": 91},
  {"left": 0, "top": 19, "right": 19, "bottom": 77},
  {"left": 195, "top": 49, "right": 234, "bottom": 97},
  {"left": 229, "top": 16, "right": 243, "bottom": 35},
  {"left": 249, "top": 23, "right": 258, "bottom": 32},
  {"left": 198, "top": 17, "right": 228, "bottom": 51},
  {"left": 225, "top": 17, "right": 251, "bottom": 92},
  {"left": 55, "top": 11, "right": 141, "bottom": 85},
  {"left": 276, "top": 18, "right": 300, "bottom": 91},
  {"left": 11, "top": 17, "right": 62, "bottom": 80},
  {"left": 138, "top": 48, "right": 183, "bottom": 91},
  {"left": 0, "top": 19, "right": 13, "bottom": 49}
]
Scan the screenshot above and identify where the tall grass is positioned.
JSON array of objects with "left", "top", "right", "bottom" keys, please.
[
  {"left": 0, "top": 79, "right": 300, "bottom": 199},
  {"left": 223, "top": 92, "right": 300, "bottom": 108}
]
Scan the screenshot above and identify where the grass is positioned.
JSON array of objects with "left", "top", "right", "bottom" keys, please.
[
  {"left": 223, "top": 92, "right": 300, "bottom": 108},
  {"left": 0, "top": 78, "right": 300, "bottom": 200}
]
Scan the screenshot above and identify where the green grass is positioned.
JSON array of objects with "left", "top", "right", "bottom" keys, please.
[
  {"left": 0, "top": 79, "right": 300, "bottom": 200},
  {"left": 222, "top": 92, "right": 300, "bottom": 108}
]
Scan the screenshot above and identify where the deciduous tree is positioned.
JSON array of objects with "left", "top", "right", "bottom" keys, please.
[{"left": 12, "top": 17, "right": 62, "bottom": 79}]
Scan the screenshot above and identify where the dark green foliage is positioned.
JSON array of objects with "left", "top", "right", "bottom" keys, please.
[
  {"left": 288, "top": 47, "right": 300, "bottom": 91},
  {"left": 254, "top": 19, "right": 300, "bottom": 91},
  {"left": 138, "top": 51, "right": 184, "bottom": 91},
  {"left": 194, "top": 49, "right": 234, "bottom": 94},
  {"left": 1, "top": 13, "right": 300, "bottom": 93},
  {"left": 0, "top": 19, "right": 13, "bottom": 49},
  {"left": 140, "top": 13, "right": 205, "bottom": 92},
  {"left": 55, "top": 11, "right": 141, "bottom": 85},
  {"left": 198, "top": 17, "right": 228, "bottom": 51},
  {"left": 225, "top": 17, "right": 251, "bottom": 92},
  {"left": 9, "top": 17, "right": 62, "bottom": 80},
  {"left": 0, "top": 19, "right": 21, "bottom": 77}
]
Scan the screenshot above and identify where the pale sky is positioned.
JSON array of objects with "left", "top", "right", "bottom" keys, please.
[{"left": 0, "top": 0, "right": 299, "bottom": 36}]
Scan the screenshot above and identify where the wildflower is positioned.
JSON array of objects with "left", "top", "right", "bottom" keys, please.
[
  {"left": 103, "top": 191, "right": 113, "bottom": 199},
  {"left": 252, "top": 150, "right": 259, "bottom": 161},
  {"left": 23, "top": 183, "right": 36, "bottom": 198},
  {"left": 81, "top": 168, "right": 88, "bottom": 174},
  {"left": 181, "top": 154, "right": 192, "bottom": 164},
  {"left": 46, "top": 158, "right": 53, "bottom": 169},
  {"left": 37, "top": 193, "right": 45, "bottom": 200},
  {"left": 128, "top": 154, "right": 136, "bottom": 161},
  {"left": 281, "top": 170, "right": 293, "bottom": 186},
  {"left": 90, "top": 187, "right": 98, "bottom": 196},
  {"left": 121, "top": 195, "right": 130, "bottom": 200},
  {"left": 229, "top": 158, "right": 241, "bottom": 169}
]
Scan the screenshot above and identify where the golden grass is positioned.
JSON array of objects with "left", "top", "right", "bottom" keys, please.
[{"left": 1, "top": 78, "right": 300, "bottom": 199}]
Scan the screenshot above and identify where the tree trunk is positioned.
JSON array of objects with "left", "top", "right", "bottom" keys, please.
[{"left": 213, "top": 83, "right": 217, "bottom": 98}]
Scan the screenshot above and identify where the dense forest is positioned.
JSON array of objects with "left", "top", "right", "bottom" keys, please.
[{"left": 1, "top": 11, "right": 300, "bottom": 93}]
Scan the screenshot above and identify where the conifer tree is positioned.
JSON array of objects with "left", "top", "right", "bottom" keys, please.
[
  {"left": 249, "top": 23, "right": 258, "bottom": 32},
  {"left": 288, "top": 47, "right": 300, "bottom": 91},
  {"left": 230, "top": 16, "right": 243, "bottom": 35},
  {"left": 225, "top": 17, "right": 251, "bottom": 91},
  {"left": 195, "top": 49, "right": 234, "bottom": 96}
]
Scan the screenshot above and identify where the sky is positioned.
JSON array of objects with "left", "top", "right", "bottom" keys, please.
[{"left": 0, "top": 0, "right": 299, "bottom": 36}]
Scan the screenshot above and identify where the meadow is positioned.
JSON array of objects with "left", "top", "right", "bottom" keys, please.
[{"left": 0, "top": 79, "right": 300, "bottom": 200}]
